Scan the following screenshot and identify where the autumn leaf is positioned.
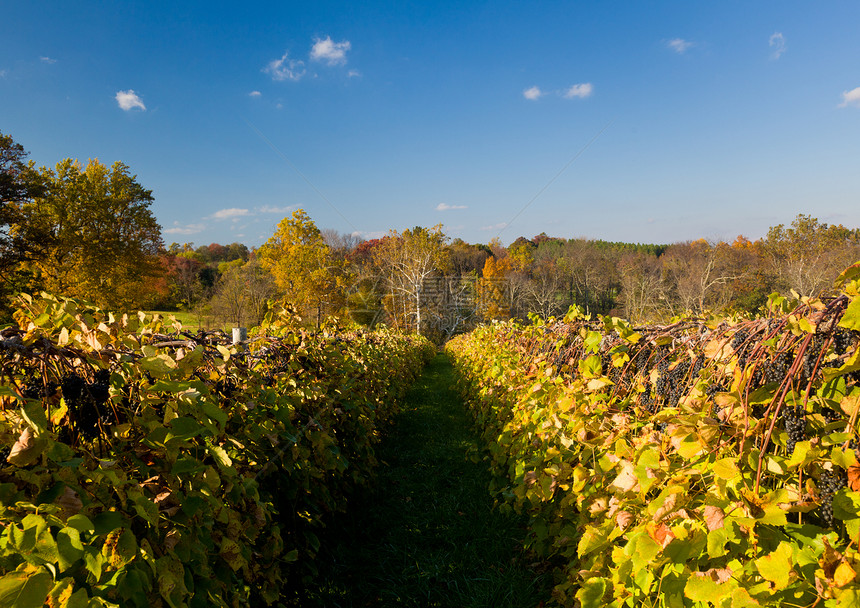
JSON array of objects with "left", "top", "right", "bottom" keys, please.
[
  {"left": 704, "top": 505, "right": 725, "bottom": 531},
  {"left": 7, "top": 427, "right": 45, "bottom": 466}
]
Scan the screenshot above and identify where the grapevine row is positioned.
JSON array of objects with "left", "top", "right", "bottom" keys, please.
[
  {"left": 446, "top": 264, "right": 860, "bottom": 607},
  {"left": 0, "top": 294, "right": 434, "bottom": 607}
]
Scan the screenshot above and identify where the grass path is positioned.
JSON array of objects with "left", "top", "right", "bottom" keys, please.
[{"left": 304, "top": 353, "right": 551, "bottom": 607}]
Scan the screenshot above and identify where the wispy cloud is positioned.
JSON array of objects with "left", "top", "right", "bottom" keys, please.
[
  {"left": 348, "top": 69, "right": 362, "bottom": 78},
  {"left": 436, "top": 203, "right": 467, "bottom": 211},
  {"left": 311, "top": 36, "right": 351, "bottom": 65},
  {"left": 249, "top": 90, "right": 262, "bottom": 97},
  {"left": 666, "top": 38, "right": 693, "bottom": 54},
  {"left": 480, "top": 223, "right": 508, "bottom": 231},
  {"left": 564, "top": 83, "right": 593, "bottom": 99},
  {"left": 164, "top": 222, "right": 206, "bottom": 235},
  {"left": 839, "top": 87, "right": 860, "bottom": 108},
  {"left": 40, "top": 56, "right": 57, "bottom": 64},
  {"left": 264, "top": 51, "right": 306, "bottom": 81},
  {"left": 523, "top": 86, "right": 543, "bottom": 100},
  {"left": 212, "top": 208, "right": 251, "bottom": 220},
  {"left": 0, "top": 69, "right": 6, "bottom": 78},
  {"left": 769, "top": 32, "right": 786, "bottom": 60},
  {"left": 115, "top": 90, "right": 146, "bottom": 111},
  {"left": 257, "top": 205, "right": 295, "bottom": 214}
]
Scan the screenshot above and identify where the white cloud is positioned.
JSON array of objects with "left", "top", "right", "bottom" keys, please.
[
  {"left": 0, "top": 69, "right": 6, "bottom": 78},
  {"left": 839, "top": 87, "right": 860, "bottom": 108},
  {"left": 164, "top": 223, "right": 206, "bottom": 235},
  {"left": 564, "top": 83, "right": 593, "bottom": 99},
  {"left": 264, "top": 51, "right": 306, "bottom": 81},
  {"left": 311, "top": 36, "right": 351, "bottom": 65},
  {"left": 436, "top": 203, "right": 467, "bottom": 211},
  {"left": 348, "top": 69, "right": 362, "bottom": 78},
  {"left": 40, "top": 56, "right": 57, "bottom": 64},
  {"left": 249, "top": 90, "right": 262, "bottom": 97},
  {"left": 480, "top": 222, "right": 508, "bottom": 231},
  {"left": 523, "top": 86, "right": 543, "bottom": 100},
  {"left": 257, "top": 205, "right": 295, "bottom": 214},
  {"left": 769, "top": 32, "right": 786, "bottom": 60},
  {"left": 115, "top": 90, "right": 146, "bottom": 111},
  {"left": 213, "top": 208, "right": 251, "bottom": 220},
  {"left": 667, "top": 38, "right": 693, "bottom": 54}
]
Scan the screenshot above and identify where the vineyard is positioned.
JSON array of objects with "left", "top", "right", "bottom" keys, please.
[
  {"left": 0, "top": 294, "right": 434, "bottom": 607},
  {"left": 446, "top": 264, "right": 860, "bottom": 607}
]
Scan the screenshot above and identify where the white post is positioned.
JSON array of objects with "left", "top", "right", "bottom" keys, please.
[{"left": 232, "top": 327, "right": 247, "bottom": 344}]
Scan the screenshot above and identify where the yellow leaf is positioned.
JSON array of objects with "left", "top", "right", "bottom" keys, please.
[{"left": 834, "top": 561, "right": 857, "bottom": 587}]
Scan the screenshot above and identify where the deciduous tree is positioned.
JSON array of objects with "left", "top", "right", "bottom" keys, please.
[
  {"left": 372, "top": 225, "right": 450, "bottom": 334},
  {"left": 19, "top": 158, "right": 163, "bottom": 310},
  {"left": 259, "top": 209, "right": 343, "bottom": 325}
]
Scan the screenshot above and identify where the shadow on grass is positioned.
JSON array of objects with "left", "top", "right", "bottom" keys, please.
[{"left": 300, "top": 353, "right": 552, "bottom": 607}]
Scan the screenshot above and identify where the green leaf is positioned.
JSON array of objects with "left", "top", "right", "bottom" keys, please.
[
  {"left": 47, "top": 578, "right": 89, "bottom": 608},
  {"left": 56, "top": 528, "right": 84, "bottom": 571},
  {"left": 140, "top": 354, "right": 177, "bottom": 378},
  {"left": 91, "top": 511, "right": 125, "bottom": 536},
  {"left": 65, "top": 515, "right": 94, "bottom": 534},
  {"left": 21, "top": 401, "right": 48, "bottom": 434},
  {"left": 575, "top": 577, "right": 607, "bottom": 608},
  {"left": 206, "top": 444, "right": 233, "bottom": 471},
  {"left": 578, "top": 355, "right": 602, "bottom": 379},
  {"left": 171, "top": 457, "right": 204, "bottom": 475},
  {"left": 833, "top": 490, "right": 860, "bottom": 521},
  {"left": 36, "top": 482, "right": 66, "bottom": 505},
  {"left": 166, "top": 416, "right": 202, "bottom": 440},
  {"left": 0, "top": 565, "right": 53, "bottom": 608}
]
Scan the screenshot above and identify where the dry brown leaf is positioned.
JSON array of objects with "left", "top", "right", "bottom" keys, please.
[
  {"left": 847, "top": 465, "right": 860, "bottom": 492},
  {"left": 653, "top": 493, "right": 680, "bottom": 521},
  {"left": 610, "top": 460, "right": 640, "bottom": 493},
  {"left": 704, "top": 505, "right": 725, "bottom": 531},
  {"left": 164, "top": 529, "right": 180, "bottom": 551},
  {"left": 648, "top": 522, "right": 675, "bottom": 549},
  {"left": 7, "top": 427, "right": 43, "bottom": 466},
  {"left": 56, "top": 486, "right": 83, "bottom": 516},
  {"left": 616, "top": 510, "right": 634, "bottom": 530},
  {"left": 696, "top": 567, "right": 733, "bottom": 584}
]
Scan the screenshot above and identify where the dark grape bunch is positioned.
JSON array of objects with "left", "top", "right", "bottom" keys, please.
[
  {"left": 61, "top": 370, "right": 114, "bottom": 441},
  {"left": 818, "top": 468, "right": 847, "bottom": 528},
  {"left": 752, "top": 353, "right": 791, "bottom": 387},
  {"left": 832, "top": 329, "right": 856, "bottom": 356},
  {"left": 0, "top": 444, "right": 10, "bottom": 465},
  {"left": 801, "top": 335, "right": 826, "bottom": 382},
  {"left": 731, "top": 328, "right": 751, "bottom": 365},
  {"left": 781, "top": 405, "right": 806, "bottom": 455}
]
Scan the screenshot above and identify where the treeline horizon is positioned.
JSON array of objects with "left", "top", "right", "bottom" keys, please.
[{"left": 3, "top": 129, "right": 860, "bottom": 336}]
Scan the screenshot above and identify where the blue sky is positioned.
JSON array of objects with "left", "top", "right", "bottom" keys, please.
[{"left": 2, "top": 1, "right": 859, "bottom": 247}]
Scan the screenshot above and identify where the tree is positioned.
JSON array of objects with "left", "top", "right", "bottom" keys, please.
[
  {"left": 372, "top": 225, "right": 449, "bottom": 334},
  {"left": 209, "top": 259, "right": 276, "bottom": 327},
  {"left": 764, "top": 214, "right": 860, "bottom": 298},
  {"left": 0, "top": 131, "right": 48, "bottom": 314},
  {"left": 258, "top": 209, "right": 343, "bottom": 325},
  {"left": 17, "top": 158, "right": 163, "bottom": 310},
  {"left": 477, "top": 255, "right": 513, "bottom": 321}
]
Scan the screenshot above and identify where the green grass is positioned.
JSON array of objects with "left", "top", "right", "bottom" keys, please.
[
  {"left": 302, "top": 353, "right": 552, "bottom": 607},
  {"left": 144, "top": 310, "right": 233, "bottom": 333}
]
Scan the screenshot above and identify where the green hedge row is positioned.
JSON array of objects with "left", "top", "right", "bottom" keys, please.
[
  {"left": 447, "top": 267, "right": 860, "bottom": 607},
  {"left": 0, "top": 294, "right": 434, "bottom": 607}
]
